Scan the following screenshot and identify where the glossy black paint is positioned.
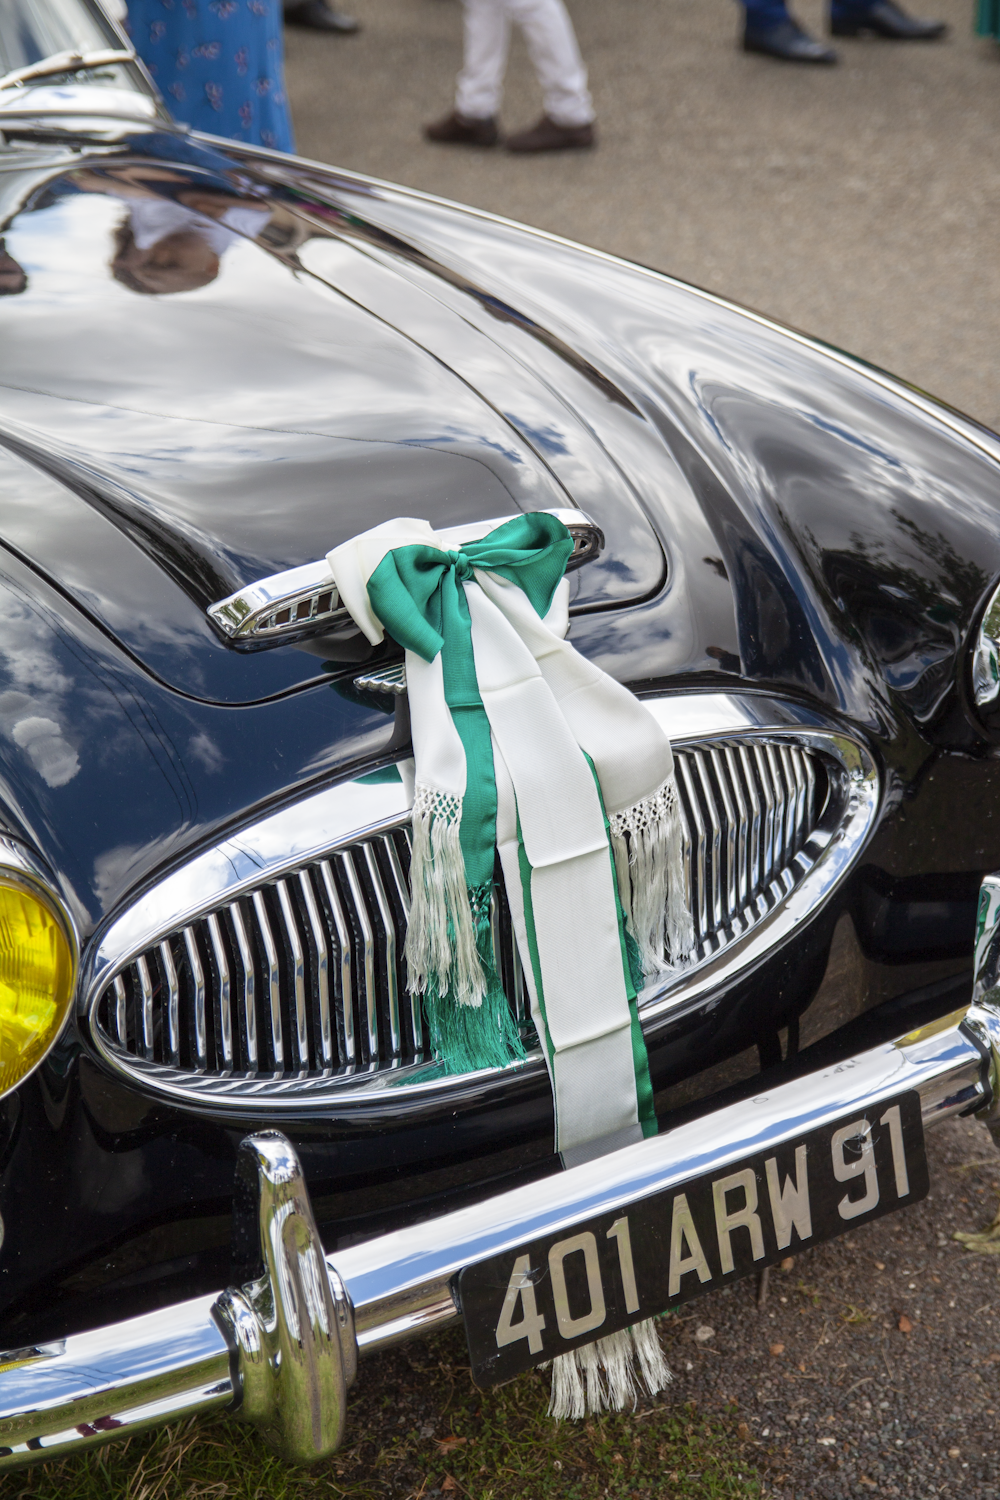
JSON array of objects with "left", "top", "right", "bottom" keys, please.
[{"left": 2, "top": 111, "right": 1000, "bottom": 1344}]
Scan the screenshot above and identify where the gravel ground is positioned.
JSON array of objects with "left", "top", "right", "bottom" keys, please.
[
  {"left": 656, "top": 1113, "right": 1000, "bottom": 1498},
  {"left": 285, "top": 0, "right": 1000, "bottom": 431}
]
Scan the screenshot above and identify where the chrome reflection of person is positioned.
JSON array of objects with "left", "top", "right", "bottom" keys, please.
[
  {"left": 73, "top": 163, "right": 271, "bottom": 295},
  {"left": 0, "top": 239, "right": 27, "bottom": 297},
  {"left": 126, "top": 0, "right": 295, "bottom": 151},
  {"left": 112, "top": 197, "right": 270, "bottom": 295},
  {"left": 740, "top": 0, "right": 945, "bottom": 62}
]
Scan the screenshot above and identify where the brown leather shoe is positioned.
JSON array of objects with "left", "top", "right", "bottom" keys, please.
[
  {"left": 504, "top": 115, "right": 595, "bottom": 153},
  {"left": 423, "top": 112, "right": 500, "bottom": 147}
]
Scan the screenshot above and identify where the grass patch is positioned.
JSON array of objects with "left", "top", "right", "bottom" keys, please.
[{"left": 2, "top": 1326, "right": 763, "bottom": 1500}]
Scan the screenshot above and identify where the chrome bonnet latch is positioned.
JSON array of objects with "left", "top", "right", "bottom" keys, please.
[
  {"left": 206, "top": 508, "right": 604, "bottom": 648},
  {"left": 214, "top": 1134, "right": 357, "bottom": 1465}
]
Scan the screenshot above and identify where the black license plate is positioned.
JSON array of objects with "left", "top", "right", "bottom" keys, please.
[{"left": 458, "top": 1091, "right": 927, "bottom": 1387}]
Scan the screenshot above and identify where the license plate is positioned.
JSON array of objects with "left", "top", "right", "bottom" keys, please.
[{"left": 458, "top": 1090, "right": 927, "bottom": 1387}]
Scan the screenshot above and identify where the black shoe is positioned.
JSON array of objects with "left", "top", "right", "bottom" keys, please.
[
  {"left": 423, "top": 111, "right": 500, "bottom": 146},
  {"left": 284, "top": 0, "right": 360, "bottom": 32},
  {"left": 743, "top": 16, "right": 839, "bottom": 60},
  {"left": 505, "top": 115, "right": 595, "bottom": 152},
  {"left": 830, "top": 0, "right": 946, "bottom": 35}
]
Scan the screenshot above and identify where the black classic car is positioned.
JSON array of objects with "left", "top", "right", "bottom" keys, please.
[{"left": 3, "top": 0, "right": 1000, "bottom": 1470}]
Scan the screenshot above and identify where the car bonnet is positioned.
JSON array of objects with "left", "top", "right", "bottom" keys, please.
[{"left": 0, "top": 134, "right": 666, "bottom": 706}]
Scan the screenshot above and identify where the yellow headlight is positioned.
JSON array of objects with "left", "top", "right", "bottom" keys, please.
[{"left": 0, "top": 876, "right": 76, "bottom": 1097}]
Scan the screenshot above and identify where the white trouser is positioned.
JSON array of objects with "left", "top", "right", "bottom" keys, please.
[{"left": 455, "top": 0, "right": 594, "bottom": 127}]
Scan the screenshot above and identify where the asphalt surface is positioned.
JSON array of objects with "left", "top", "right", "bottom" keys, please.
[
  {"left": 284, "top": 0, "right": 1000, "bottom": 433},
  {"left": 660, "top": 1114, "right": 1000, "bottom": 1499}
]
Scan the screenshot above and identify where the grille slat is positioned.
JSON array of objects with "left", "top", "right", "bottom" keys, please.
[
  {"left": 135, "top": 954, "right": 154, "bottom": 1061},
  {"left": 159, "top": 938, "right": 180, "bottom": 1065},
  {"left": 276, "top": 881, "right": 309, "bottom": 1071},
  {"left": 318, "top": 859, "right": 354, "bottom": 1065},
  {"left": 113, "top": 974, "right": 127, "bottom": 1048},
  {"left": 695, "top": 753, "right": 722, "bottom": 934},
  {"left": 738, "top": 745, "right": 762, "bottom": 897},
  {"left": 756, "top": 745, "right": 777, "bottom": 886},
  {"left": 676, "top": 754, "right": 708, "bottom": 942},
  {"left": 228, "top": 900, "right": 258, "bottom": 1070},
  {"left": 803, "top": 750, "right": 817, "bottom": 837},
  {"left": 339, "top": 851, "right": 378, "bottom": 1063},
  {"left": 723, "top": 746, "right": 749, "bottom": 911},
  {"left": 363, "top": 843, "right": 401, "bottom": 1060},
  {"left": 183, "top": 927, "right": 208, "bottom": 1071},
  {"left": 773, "top": 744, "right": 785, "bottom": 876},
  {"left": 298, "top": 869, "right": 334, "bottom": 1069},
  {"left": 206, "top": 912, "right": 234, "bottom": 1070},
  {"left": 97, "top": 738, "right": 829, "bottom": 1085},
  {"left": 709, "top": 748, "right": 738, "bottom": 923},
  {"left": 251, "top": 891, "right": 283, "bottom": 1071},
  {"left": 381, "top": 833, "right": 423, "bottom": 1054}
]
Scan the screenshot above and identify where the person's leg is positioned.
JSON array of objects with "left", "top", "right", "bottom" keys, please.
[
  {"left": 743, "top": 0, "right": 794, "bottom": 26},
  {"left": 425, "top": 0, "right": 506, "bottom": 143},
  {"left": 506, "top": 0, "right": 593, "bottom": 127},
  {"left": 455, "top": 0, "right": 511, "bottom": 120}
]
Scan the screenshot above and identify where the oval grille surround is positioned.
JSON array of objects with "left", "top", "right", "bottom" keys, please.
[{"left": 93, "top": 736, "right": 829, "bottom": 1090}]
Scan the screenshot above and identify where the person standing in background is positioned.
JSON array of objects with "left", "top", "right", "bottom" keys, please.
[
  {"left": 126, "top": 0, "right": 295, "bottom": 151},
  {"left": 424, "top": 0, "right": 595, "bottom": 153},
  {"left": 740, "top": 0, "right": 945, "bottom": 61},
  {"left": 283, "top": 0, "right": 360, "bottom": 34}
]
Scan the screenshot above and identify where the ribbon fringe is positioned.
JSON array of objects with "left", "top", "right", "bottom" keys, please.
[
  {"left": 405, "top": 782, "right": 485, "bottom": 1008},
  {"left": 422, "top": 941, "right": 526, "bottom": 1076},
  {"left": 609, "top": 774, "right": 695, "bottom": 975},
  {"left": 547, "top": 1318, "right": 673, "bottom": 1420}
]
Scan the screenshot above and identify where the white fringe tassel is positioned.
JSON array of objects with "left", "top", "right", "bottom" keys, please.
[
  {"left": 404, "top": 782, "right": 485, "bottom": 1007},
  {"left": 547, "top": 1318, "right": 673, "bottom": 1419},
  {"left": 609, "top": 773, "right": 695, "bottom": 974}
]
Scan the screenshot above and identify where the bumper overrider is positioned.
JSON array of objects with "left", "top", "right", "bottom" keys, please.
[{"left": 5, "top": 923, "right": 1000, "bottom": 1473}]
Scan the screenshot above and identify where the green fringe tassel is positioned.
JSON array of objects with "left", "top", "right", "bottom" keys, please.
[
  {"left": 623, "top": 923, "right": 645, "bottom": 997},
  {"left": 423, "top": 884, "right": 526, "bottom": 1076}
]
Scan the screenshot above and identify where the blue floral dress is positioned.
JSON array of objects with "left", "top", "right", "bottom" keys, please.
[{"left": 127, "top": 0, "right": 295, "bottom": 153}]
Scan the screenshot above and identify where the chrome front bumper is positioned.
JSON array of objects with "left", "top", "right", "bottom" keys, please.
[{"left": 1, "top": 1000, "right": 998, "bottom": 1472}]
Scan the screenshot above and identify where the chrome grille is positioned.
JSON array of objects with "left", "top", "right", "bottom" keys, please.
[
  {"left": 93, "top": 738, "right": 824, "bottom": 1083},
  {"left": 676, "top": 741, "right": 819, "bottom": 951}
]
